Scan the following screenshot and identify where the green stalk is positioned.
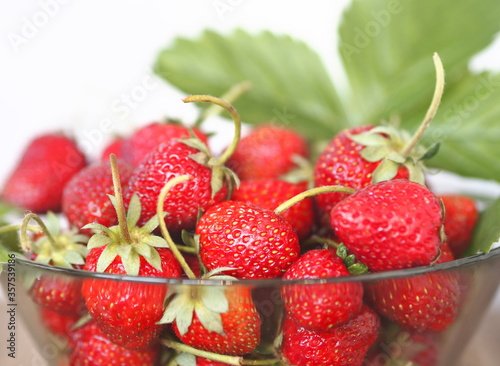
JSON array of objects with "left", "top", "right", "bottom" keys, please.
[
  {"left": 109, "top": 154, "right": 132, "bottom": 243},
  {"left": 274, "top": 185, "right": 356, "bottom": 216},
  {"left": 400, "top": 53, "right": 445, "bottom": 158},
  {"left": 156, "top": 174, "right": 197, "bottom": 279},
  {"left": 20, "top": 213, "right": 56, "bottom": 252},
  {"left": 183, "top": 95, "right": 241, "bottom": 165},
  {"left": 194, "top": 81, "right": 252, "bottom": 128}
]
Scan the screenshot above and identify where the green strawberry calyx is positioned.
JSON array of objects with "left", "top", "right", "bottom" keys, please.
[
  {"left": 83, "top": 154, "right": 169, "bottom": 276},
  {"left": 348, "top": 52, "right": 445, "bottom": 185},
  {"left": 158, "top": 268, "right": 238, "bottom": 334},
  {"left": 180, "top": 95, "right": 242, "bottom": 198},
  {"left": 20, "top": 211, "right": 88, "bottom": 268}
]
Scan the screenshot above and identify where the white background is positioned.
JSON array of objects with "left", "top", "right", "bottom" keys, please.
[{"left": 0, "top": 1, "right": 499, "bottom": 365}]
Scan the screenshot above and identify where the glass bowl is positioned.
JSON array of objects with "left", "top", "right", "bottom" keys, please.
[{"left": 2, "top": 246, "right": 500, "bottom": 366}]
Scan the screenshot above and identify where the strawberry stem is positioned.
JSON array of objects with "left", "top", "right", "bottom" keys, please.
[
  {"left": 183, "top": 95, "right": 241, "bottom": 165},
  {"left": 109, "top": 154, "right": 132, "bottom": 243},
  {"left": 274, "top": 185, "right": 356, "bottom": 216},
  {"left": 20, "top": 212, "right": 56, "bottom": 252},
  {"left": 156, "top": 174, "right": 197, "bottom": 279},
  {"left": 400, "top": 53, "right": 445, "bottom": 159},
  {"left": 194, "top": 81, "right": 252, "bottom": 128},
  {"left": 0, "top": 223, "right": 41, "bottom": 236},
  {"left": 161, "top": 337, "right": 244, "bottom": 365}
]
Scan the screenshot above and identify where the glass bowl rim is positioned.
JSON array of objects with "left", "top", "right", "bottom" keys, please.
[{"left": 8, "top": 247, "right": 500, "bottom": 287}]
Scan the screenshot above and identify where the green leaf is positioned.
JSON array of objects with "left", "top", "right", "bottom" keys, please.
[
  {"left": 466, "top": 195, "right": 500, "bottom": 255},
  {"left": 416, "top": 71, "right": 500, "bottom": 181},
  {"left": 338, "top": 0, "right": 500, "bottom": 180},
  {"left": 338, "top": 0, "right": 500, "bottom": 126},
  {"left": 154, "top": 29, "right": 347, "bottom": 140}
]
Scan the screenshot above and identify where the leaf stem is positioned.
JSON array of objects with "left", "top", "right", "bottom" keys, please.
[
  {"left": 156, "top": 175, "right": 197, "bottom": 279},
  {"left": 20, "top": 213, "right": 56, "bottom": 252},
  {"left": 109, "top": 154, "right": 132, "bottom": 243},
  {"left": 274, "top": 185, "right": 356, "bottom": 216},
  {"left": 194, "top": 81, "right": 252, "bottom": 128},
  {"left": 183, "top": 95, "right": 241, "bottom": 165},
  {"left": 400, "top": 53, "right": 445, "bottom": 158}
]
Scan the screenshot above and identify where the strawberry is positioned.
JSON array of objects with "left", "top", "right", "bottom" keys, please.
[
  {"left": 62, "top": 159, "right": 133, "bottom": 234},
  {"left": 100, "top": 136, "right": 126, "bottom": 161},
  {"left": 68, "top": 320, "right": 161, "bottom": 366},
  {"left": 1, "top": 132, "right": 86, "bottom": 212},
  {"left": 39, "top": 307, "right": 79, "bottom": 339},
  {"left": 196, "top": 200, "right": 301, "bottom": 279},
  {"left": 80, "top": 156, "right": 184, "bottom": 349},
  {"left": 123, "top": 95, "right": 243, "bottom": 234},
  {"left": 281, "top": 249, "right": 364, "bottom": 331},
  {"left": 195, "top": 357, "right": 231, "bottom": 365},
  {"left": 226, "top": 125, "right": 308, "bottom": 181},
  {"left": 231, "top": 179, "right": 314, "bottom": 239},
  {"left": 162, "top": 285, "right": 261, "bottom": 356},
  {"left": 313, "top": 125, "right": 411, "bottom": 226},
  {"left": 82, "top": 192, "right": 182, "bottom": 349},
  {"left": 280, "top": 305, "right": 380, "bottom": 366},
  {"left": 439, "top": 194, "right": 479, "bottom": 257},
  {"left": 123, "top": 121, "right": 208, "bottom": 166},
  {"left": 331, "top": 179, "right": 444, "bottom": 272},
  {"left": 24, "top": 212, "right": 89, "bottom": 316},
  {"left": 315, "top": 53, "right": 445, "bottom": 228},
  {"left": 365, "top": 268, "right": 460, "bottom": 332},
  {"left": 124, "top": 139, "right": 228, "bottom": 233}
]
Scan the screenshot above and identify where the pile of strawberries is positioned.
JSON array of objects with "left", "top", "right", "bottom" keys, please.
[{"left": 0, "top": 76, "right": 481, "bottom": 365}]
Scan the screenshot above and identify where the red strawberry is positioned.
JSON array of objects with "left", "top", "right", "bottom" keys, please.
[
  {"left": 39, "top": 307, "right": 79, "bottom": 339},
  {"left": 226, "top": 125, "right": 308, "bottom": 181},
  {"left": 62, "top": 159, "right": 133, "bottom": 234},
  {"left": 281, "top": 305, "right": 380, "bottom": 366},
  {"left": 281, "top": 249, "right": 363, "bottom": 331},
  {"left": 100, "top": 136, "right": 126, "bottom": 161},
  {"left": 231, "top": 179, "right": 314, "bottom": 239},
  {"left": 314, "top": 125, "right": 411, "bottom": 226},
  {"left": 196, "top": 200, "right": 301, "bottom": 279},
  {"left": 196, "top": 357, "right": 231, "bottom": 365},
  {"left": 68, "top": 320, "right": 161, "bottom": 366},
  {"left": 124, "top": 139, "right": 228, "bottom": 233},
  {"left": 163, "top": 286, "right": 261, "bottom": 356},
  {"left": 26, "top": 212, "right": 89, "bottom": 316},
  {"left": 82, "top": 174, "right": 182, "bottom": 349},
  {"left": 331, "top": 179, "right": 444, "bottom": 272},
  {"left": 365, "top": 268, "right": 460, "bottom": 332},
  {"left": 2, "top": 132, "right": 86, "bottom": 212},
  {"left": 82, "top": 238, "right": 182, "bottom": 349},
  {"left": 123, "top": 121, "right": 208, "bottom": 166},
  {"left": 439, "top": 194, "right": 479, "bottom": 257}
]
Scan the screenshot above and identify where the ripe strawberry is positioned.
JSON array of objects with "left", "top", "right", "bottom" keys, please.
[
  {"left": 280, "top": 305, "right": 380, "bottom": 366},
  {"left": 196, "top": 200, "right": 301, "bottom": 279},
  {"left": 62, "top": 159, "right": 133, "bottom": 234},
  {"left": 100, "top": 136, "right": 126, "bottom": 161},
  {"left": 226, "top": 125, "right": 308, "bottom": 181},
  {"left": 26, "top": 212, "right": 89, "bottom": 316},
  {"left": 123, "top": 121, "right": 208, "bottom": 166},
  {"left": 82, "top": 177, "right": 182, "bottom": 349},
  {"left": 68, "top": 320, "right": 161, "bottom": 366},
  {"left": 314, "top": 125, "right": 411, "bottom": 226},
  {"left": 331, "top": 179, "right": 444, "bottom": 272},
  {"left": 39, "top": 307, "right": 79, "bottom": 339},
  {"left": 162, "top": 286, "right": 261, "bottom": 356},
  {"left": 365, "top": 268, "right": 460, "bottom": 332},
  {"left": 124, "top": 139, "right": 229, "bottom": 233},
  {"left": 1, "top": 132, "right": 86, "bottom": 212},
  {"left": 231, "top": 179, "right": 314, "bottom": 239},
  {"left": 439, "top": 194, "right": 479, "bottom": 257},
  {"left": 281, "top": 249, "right": 363, "bottom": 331}
]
